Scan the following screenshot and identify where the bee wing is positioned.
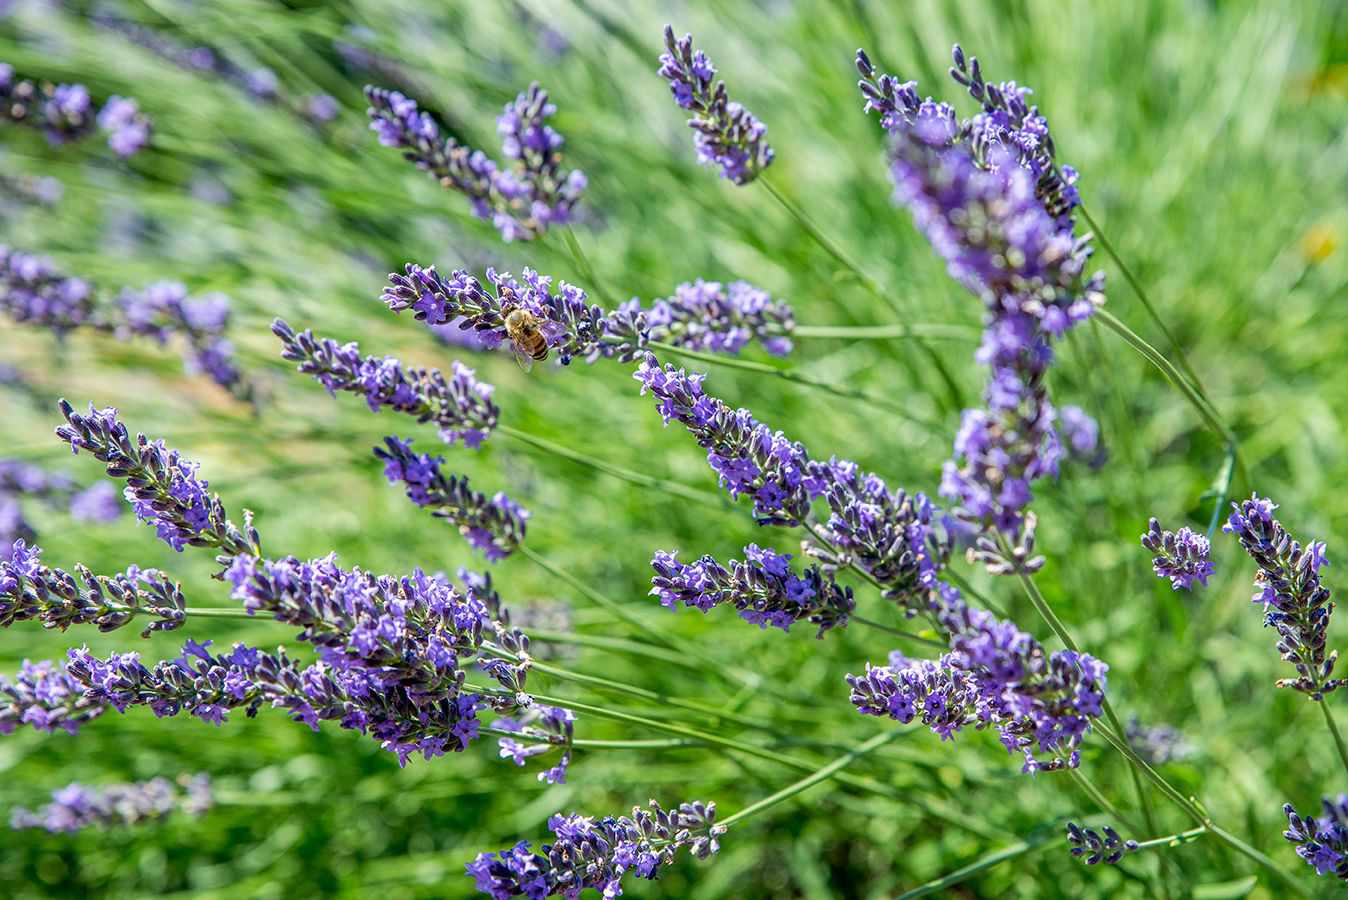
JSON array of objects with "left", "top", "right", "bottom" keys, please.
[
  {"left": 511, "top": 342, "right": 535, "bottom": 373},
  {"left": 538, "top": 321, "right": 568, "bottom": 347}
]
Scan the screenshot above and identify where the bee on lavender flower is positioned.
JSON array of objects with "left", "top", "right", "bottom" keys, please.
[{"left": 501, "top": 304, "right": 562, "bottom": 371}]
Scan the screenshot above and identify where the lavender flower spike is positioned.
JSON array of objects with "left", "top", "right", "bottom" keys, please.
[
  {"left": 637, "top": 279, "right": 794, "bottom": 356},
  {"left": 1224, "top": 494, "right": 1341, "bottom": 697},
  {"left": 1, "top": 539, "right": 186, "bottom": 636},
  {"left": 381, "top": 264, "right": 646, "bottom": 365},
  {"left": 56, "top": 400, "right": 261, "bottom": 556},
  {"left": 273, "top": 319, "right": 499, "bottom": 447},
  {"left": 467, "top": 799, "right": 722, "bottom": 898},
  {"left": 11, "top": 775, "right": 210, "bottom": 832},
  {"left": 1284, "top": 795, "right": 1348, "bottom": 880},
  {"left": 1141, "top": 518, "right": 1214, "bottom": 591},
  {"left": 658, "top": 26, "right": 773, "bottom": 184},
  {"left": 495, "top": 705, "right": 574, "bottom": 784},
  {"left": 1065, "top": 822, "right": 1138, "bottom": 865},
  {"left": 650, "top": 544, "right": 853, "bottom": 637},
  {"left": 375, "top": 437, "right": 528, "bottom": 561},
  {"left": 0, "top": 246, "right": 96, "bottom": 335},
  {"left": 0, "top": 658, "right": 105, "bottom": 735}
]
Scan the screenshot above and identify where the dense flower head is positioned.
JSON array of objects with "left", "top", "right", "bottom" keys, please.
[
  {"left": 11, "top": 775, "right": 211, "bottom": 832},
  {"left": 0, "top": 245, "right": 95, "bottom": 334},
  {"left": 658, "top": 26, "right": 774, "bottom": 184},
  {"left": 375, "top": 436, "right": 528, "bottom": 561},
  {"left": 273, "top": 318, "right": 500, "bottom": 447},
  {"left": 495, "top": 704, "right": 574, "bottom": 784},
  {"left": 56, "top": 400, "right": 261, "bottom": 556},
  {"left": 1058, "top": 405, "right": 1106, "bottom": 469},
  {"left": 65, "top": 638, "right": 487, "bottom": 767},
  {"left": 1, "top": 539, "right": 186, "bottom": 636},
  {"left": 1065, "top": 822, "right": 1138, "bottom": 865},
  {"left": 650, "top": 544, "right": 853, "bottom": 637},
  {"left": 633, "top": 279, "right": 794, "bottom": 356},
  {"left": 95, "top": 95, "right": 152, "bottom": 156},
  {"left": 365, "top": 83, "right": 585, "bottom": 241},
  {"left": 852, "top": 597, "right": 1108, "bottom": 773},
  {"left": 381, "top": 264, "right": 647, "bottom": 365},
  {"left": 114, "top": 282, "right": 242, "bottom": 392},
  {"left": 1224, "top": 494, "right": 1340, "bottom": 697},
  {"left": 1141, "top": 517, "right": 1215, "bottom": 591},
  {"left": 635, "top": 354, "right": 813, "bottom": 525},
  {"left": 0, "top": 658, "right": 105, "bottom": 736},
  {"left": 1285, "top": 796, "right": 1348, "bottom": 880},
  {"left": 467, "top": 799, "right": 722, "bottom": 898}
]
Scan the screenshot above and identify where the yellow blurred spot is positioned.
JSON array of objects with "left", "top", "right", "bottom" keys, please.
[{"left": 1301, "top": 222, "right": 1339, "bottom": 264}]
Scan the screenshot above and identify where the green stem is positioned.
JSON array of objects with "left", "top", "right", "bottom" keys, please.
[
  {"left": 181, "top": 607, "right": 258, "bottom": 619},
  {"left": 850, "top": 614, "right": 946, "bottom": 649},
  {"left": 1069, "top": 768, "right": 1137, "bottom": 832},
  {"left": 524, "top": 628, "right": 701, "bottom": 670},
  {"left": 481, "top": 726, "right": 697, "bottom": 751},
  {"left": 1206, "top": 446, "right": 1237, "bottom": 539},
  {"left": 793, "top": 323, "right": 979, "bottom": 341},
  {"left": 497, "top": 424, "right": 724, "bottom": 508},
  {"left": 1094, "top": 309, "right": 1234, "bottom": 448},
  {"left": 1318, "top": 699, "right": 1348, "bottom": 784},
  {"left": 718, "top": 729, "right": 901, "bottom": 828},
  {"left": 1078, "top": 204, "right": 1209, "bottom": 402},
  {"left": 897, "top": 835, "right": 1054, "bottom": 899},
  {"left": 1131, "top": 826, "right": 1209, "bottom": 853},
  {"left": 645, "top": 340, "right": 945, "bottom": 433},
  {"left": 757, "top": 173, "right": 965, "bottom": 414}
]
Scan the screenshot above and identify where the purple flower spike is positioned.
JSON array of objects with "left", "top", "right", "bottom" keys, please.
[
  {"left": 635, "top": 279, "right": 794, "bottom": 356},
  {"left": 114, "top": 282, "right": 243, "bottom": 393},
  {"left": 1, "top": 539, "right": 187, "bottom": 636},
  {"left": 1065, "top": 822, "right": 1139, "bottom": 865},
  {"left": 494, "top": 705, "right": 573, "bottom": 784},
  {"left": 1224, "top": 494, "right": 1341, "bottom": 697},
  {"left": 0, "top": 246, "right": 95, "bottom": 335},
  {"left": 658, "top": 26, "right": 773, "bottom": 184},
  {"left": 1141, "top": 518, "right": 1214, "bottom": 591},
  {"left": 95, "top": 95, "right": 152, "bottom": 157},
  {"left": 650, "top": 544, "right": 853, "bottom": 637},
  {"left": 55, "top": 400, "right": 261, "bottom": 556},
  {"left": 365, "top": 82, "right": 584, "bottom": 242},
  {"left": 1, "top": 65, "right": 150, "bottom": 155},
  {"left": 0, "top": 658, "right": 105, "bottom": 736},
  {"left": 11, "top": 775, "right": 210, "bottom": 832},
  {"left": 467, "top": 800, "right": 723, "bottom": 898},
  {"left": 274, "top": 319, "right": 500, "bottom": 447},
  {"left": 375, "top": 437, "right": 528, "bottom": 561},
  {"left": 1284, "top": 796, "right": 1348, "bottom": 880}
]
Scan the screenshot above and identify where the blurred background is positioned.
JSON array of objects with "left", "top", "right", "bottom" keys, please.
[{"left": 1, "top": 0, "right": 1346, "bottom": 897}]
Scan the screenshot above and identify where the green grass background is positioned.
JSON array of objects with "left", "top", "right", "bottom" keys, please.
[{"left": 1, "top": 0, "right": 1346, "bottom": 896}]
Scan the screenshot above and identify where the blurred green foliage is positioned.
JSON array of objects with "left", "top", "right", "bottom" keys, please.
[{"left": 1, "top": 0, "right": 1346, "bottom": 897}]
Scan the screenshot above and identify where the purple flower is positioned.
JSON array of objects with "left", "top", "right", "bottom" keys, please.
[
  {"left": 375, "top": 437, "right": 528, "bottom": 561},
  {"left": 68, "top": 482, "right": 123, "bottom": 523},
  {"left": 651, "top": 545, "right": 853, "bottom": 637},
  {"left": 1124, "top": 716, "right": 1194, "bottom": 765},
  {"left": 0, "top": 246, "right": 95, "bottom": 335},
  {"left": 1065, "top": 822, "right": 1138, "bottom": 865},
  {"left": 1285, "top": 797, "right": 1348, "bottom": 880},
  {"left": 0, "top": 658, "right": 105, "bottom": 735},
  {"left": 56, "top": 401, "right": 260, "bottom": 557},
  {"left": 10, "top": 775, "right": 210, "bottom": 832},
  {"left": 1140, "top": 518, "right": 1215, "bottom": 591},
  {"left": 381, "top": 264, "right": 646, "bottom": 365},
  {"left": 114, "top": 283, "right": 244, "bottom": 393},
  {"left": 1, "top": 66, "right": 151, "bottom": 153},
  {"left": 305, "top": 93, "right": 339, "bottom": 122},
  {"left": 365, "top": 82, "right": 585, "bottom": 242},
  {"left": 467, "top": 800, "right": 722, "bottom": 898},
  {"left": 634, "top": 279, "right": 794, "bottom": 356},
  {"left": 658, "top": 27, "right": 774, "bottom": 184},
  {"left": 1, "top": 540, "right": 186, "bottom": 636},
  {"left": 494, "top": 705, "right": 573, "bottom": 783},
  {"left": 274, "top": 319, "right": 500, "bottom": 447},
  {"left": 1224, "top": 494, "right": 1340, "bottom": 697},
  {"left": 95, "top": 95, "right": 152, "bottom": 157}
]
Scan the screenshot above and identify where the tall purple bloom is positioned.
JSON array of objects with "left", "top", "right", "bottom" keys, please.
[
  {"left": 1065, "top": 822, "right": 1138, "bottom": 865},
  {"left": 651, "top": 544, "right": 853, "bottom": 637},
  {"left": 494, "top": 704, "right": 574, "bottom": 784},
  {"left": 375, "top": 436, "right": 528, "bottom": 561},
  {"left": 1141, "top": 517, "right": 1215, "bottom": 591},
  {"left": 1, "top": 539, "right": 186, "bottom": 636},
  {"left": 95, "top": 95, "right": 152, "bottom": 157},
  {"left": 365, "top": 82, "right": 585, "bottom": 241},
  {"left": 1224, "top": 494, "right": 1340, "bottom": 697},
  {"left": 633, "top": 279, "right": 794, "bottom": 356},
  {"left": 0, "top": 65, "right": 150, "bottom": 154},
  {"left": 658, "top": 27, "right": 773, "bottom": 184},
  {"left": 0, "top": 246, "right": 95, "bottom": 335},
  {"left": 381, "top": 264, "right": 646, "bottom": 365},
  {"left": 11, "top": 775, "right": 210, "bottom": 832},
  {"left": 467, "top": 800, "right": 722, "bottom": 898},
  {"left": 0, "top": 658, "right": 104, "bottom": 736},
  {"left": 1285, "top": 796, "right": 1348, "bottom": 880},
  {"left": 113, "top": 282, "right": 243, "bottom": 393},
  {"left": 274, "top": 319, "right": 500, "bottom": 448},
  {"left": 56, "top": 401, "right": 261, "bottom": 556}
]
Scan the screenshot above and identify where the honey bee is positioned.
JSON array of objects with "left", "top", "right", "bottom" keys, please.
[{"left": 501, "top": 305, "right": 561, "bottom": 372}]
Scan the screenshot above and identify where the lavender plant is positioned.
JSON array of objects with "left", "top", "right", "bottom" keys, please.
[
  {"left": 366, "top": 82, "right": 586, "bottom": 241},
  {"left": 0, "top": 64, "right": 151, "bottom": 155},
  {"left": 658, "top": 27, "right": 773, "bottom": 184},
  {"left": 628, "top": 279, "right": 794, "bottom": 356},
  {"left": 273, "top": 319, "right": 500, "bottom": 447},
  {"left": 1285, "top": 796, "right": 1348, "bottom": 880},
  {"left": 1142, "top": 517, "right": 1215, "bottom": 591},
  {"left": 0, "top": 459, "right": 121, "bottom": 558},
  {"left": 11, "top": 775, "right": 211, "bottom": 832},
  {"left": 1065, "top": 822, "right": 1138, "bottom": 865},
  {"left": 494, "top": 704, "right": 574, "bottom": 784}
]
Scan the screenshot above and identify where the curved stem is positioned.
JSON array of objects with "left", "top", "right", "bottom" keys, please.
[
  {"left": 897, "top": 833, "right": 1055, "bottom": 899},
  {"left": 1131, "top": 826, "right": 1209, "bottom": 853},
  {"left": 850, "top": 614, "right": 946, "bottom": 648},
  {"left": 793, "top": 323, "right": 979, "bottom": 341},
  {"left": 645, "top": 340, "right": 945, "bottom": 433},
  {"left": 757, "top": 173, "right": 965, "bottom": 414},
  {"left": 1318, "top": 699, "right": 1348, "bottom": 783},
  {"left": 498, "top": 424, "right": 725, "bottom": 508}
]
